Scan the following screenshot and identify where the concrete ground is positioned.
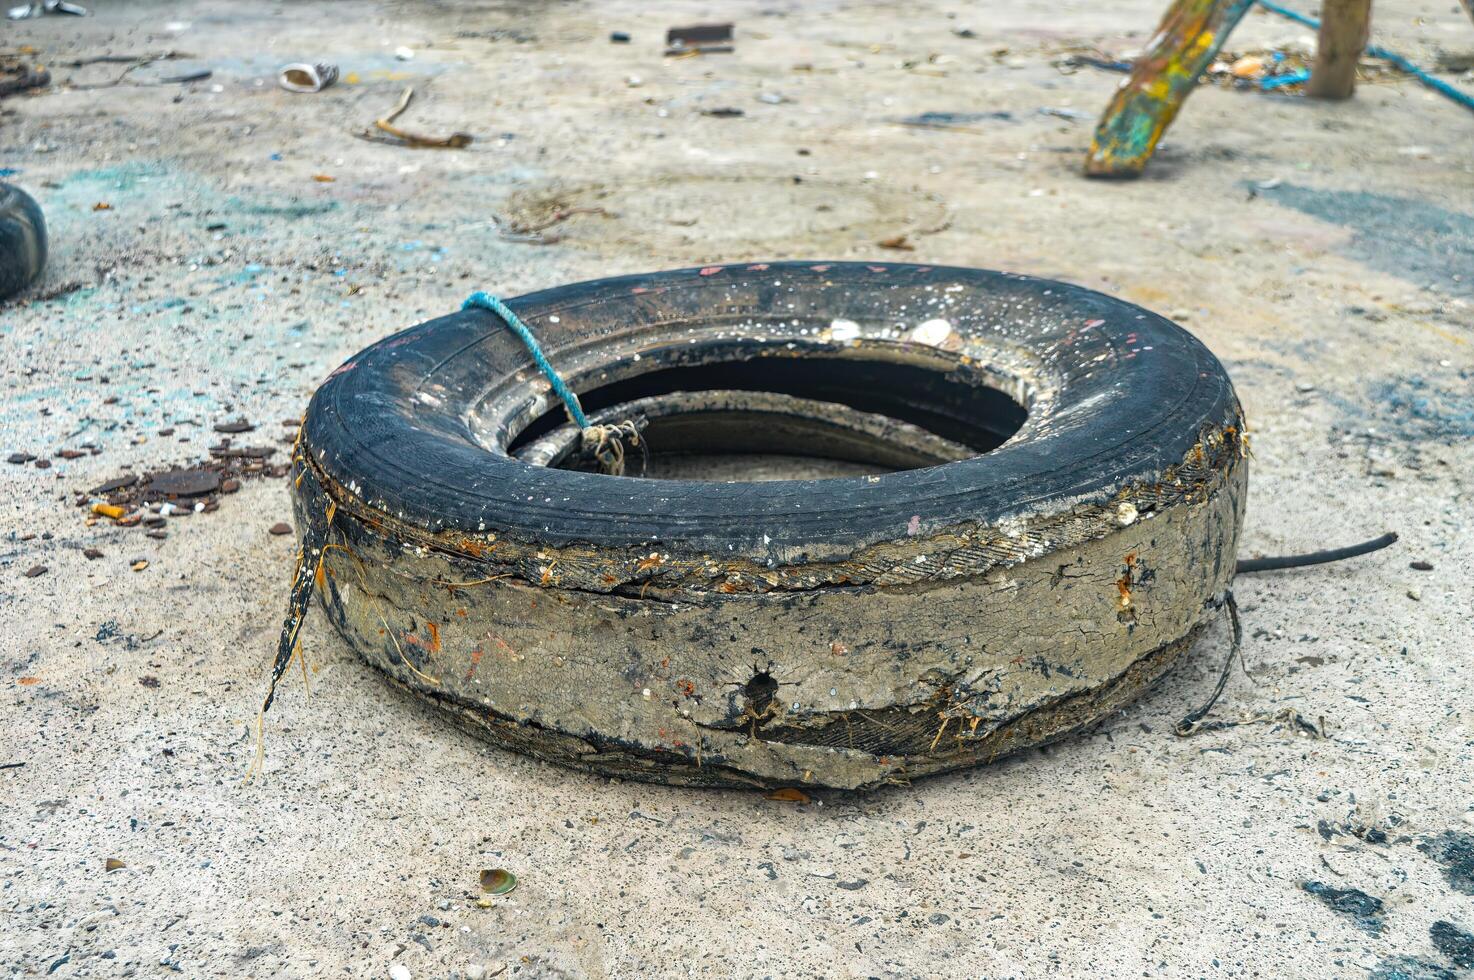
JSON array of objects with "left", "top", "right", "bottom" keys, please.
[{"left": 3, "top": 0, "right": 1474, "bottom": 977}]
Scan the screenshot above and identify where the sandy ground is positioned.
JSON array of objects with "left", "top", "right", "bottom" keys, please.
[{"left": 3, "top": 1, "right": 1474, "bottom": 977}]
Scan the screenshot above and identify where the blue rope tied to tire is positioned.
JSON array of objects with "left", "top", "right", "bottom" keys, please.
[
  {"left": 1256, "top": 0, "right": 1474, "bottom": 113},
  {"left": 462, "top": 291, "right": 642, "bottom": 474}
]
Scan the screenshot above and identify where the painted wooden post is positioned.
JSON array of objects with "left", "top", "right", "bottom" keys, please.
[
  {"left": 1085, "top": 0, "right": 1255, "bottom": 178},
  {"left": 1308, "top": 0, "right": 1372, "bottom": 99}
]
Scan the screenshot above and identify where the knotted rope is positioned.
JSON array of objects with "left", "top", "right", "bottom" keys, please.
[{"left": 462, "top": 291, "right": 642, "bottom": 474}]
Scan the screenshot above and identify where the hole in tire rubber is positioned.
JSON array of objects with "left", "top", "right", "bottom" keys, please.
[{"left": 504, "top": 356, "right": 1027, "bottom": 480}]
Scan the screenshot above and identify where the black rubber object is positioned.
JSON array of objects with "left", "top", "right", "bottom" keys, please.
[
  {"left": 292, "top": 261, "right": 1247, "bottom": 790},
  {"left": 0, "top": 183, "right": 47, "bottom": 301}
]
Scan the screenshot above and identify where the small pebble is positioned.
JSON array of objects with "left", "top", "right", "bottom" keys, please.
[
  {"left": 269, "top": 522, "right": 292, "bottom": 535},
  {"left": 83, "top": 548, "right": 103, "bottom": 560},
  {"left": 24, "top": 565, "right": 47, "bottom": 578},
  {"left": 35, "top": 458, "right": 51, "bottom": 469},
  {"left": 609, "top": 31, "right": 631, "bottom": 43},
  {"left": 389, "top": 965, "right": 411, "bottom": 980},
  {"left": 1410, "top": 560, "right": 1433, "bottom": 571},
  {"left": 395, "top": 46, "right": 415, "bottom": 61},
  {"left": 131, "top": 559, "right": 149, "bottom": 572},
  {"left": 1407, "top": 589, "right": 1421, "bottom": 601},
  {"left": 221, "top": 478, "right": 241, "bottom": 493}
]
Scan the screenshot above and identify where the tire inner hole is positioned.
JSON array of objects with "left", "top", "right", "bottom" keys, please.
[{"left": 508, "top": 356, "right": 1027, "bottom": 482}]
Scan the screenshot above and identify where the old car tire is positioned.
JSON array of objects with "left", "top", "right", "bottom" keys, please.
[
  {"left": 0, "top": 183, "right": 46, "bottom": 301},
  {"left": 292, "top": 261, "right": 1246, "bottom": 790}
]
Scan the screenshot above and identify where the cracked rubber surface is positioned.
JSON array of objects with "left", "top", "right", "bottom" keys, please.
[{"left": 293, "top": 261, "right": 1247, "bottom": 790}]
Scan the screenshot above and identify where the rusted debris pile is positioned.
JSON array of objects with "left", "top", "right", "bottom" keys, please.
[{"left": 76, "top": 423, "right": 292, "bottom": 541}]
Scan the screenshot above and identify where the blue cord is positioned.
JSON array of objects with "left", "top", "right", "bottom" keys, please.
[
  {"left": 462, "top": 291, "right": 589, "bottom": 429},
  {"left": 1256, "top": 0, "right": 1474, "bottom": 112}
]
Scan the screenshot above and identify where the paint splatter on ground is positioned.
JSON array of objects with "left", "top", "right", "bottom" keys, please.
[
  {"left": 1420, "top": 831, "right": 1474, "bottom": 896},
  {"left": 1429, "top": 920, "right": 1474, "bottom": 970},
  {"left": 1369, "top": 956, "right": 1456, "bottom": 980},
  {"left": 1300, "top": 880, "right": 1384, "bottom": 934},
  {"left": 1367, "top": 376, "right": 1474, "bottom": 442}
]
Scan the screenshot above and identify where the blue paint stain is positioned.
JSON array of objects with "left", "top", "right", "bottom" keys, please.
[
  {"left": 227, "top": 196, "right": 337, "bottom": 218},
  {"left": 1301, "top": 880, "right": 1384, "bottom": 934},
  {"left": 1369, "top": 956, "right": 1456, "bottom": 980},
  {"left": 1420, "top": 831, "right": 1474, "bottom": 895},
  {"left": 1430, "top": 921, "right": 1474, "bottom": 970},
  {"left": 1369, "top": 375, "right": 1474, "bottom": 441},
  {"left": 1255, "top": 184, "right": 1474, "bottom": 296}
]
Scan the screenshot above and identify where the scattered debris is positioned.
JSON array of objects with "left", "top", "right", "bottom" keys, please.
[
  {"left": 1261, "top": 68, "right": 1311, "bottom": 90},
  {"left": 131, "top": 560, "right": 148, "bottom": 572},
  {"left": 277, "top": 62, "right": 338, "bottom": 94},
  {"left": 877, "top": 234, "right": 915, "bottom": 251},
  {"left": 895, "top": 111, "right": 1012, "bottom": 132},
  {"left": 1410, "top": 559, "right": 1434, "bottom": 571},
  {"left": 0, "top": 59, "right": 50, "bottom": 98},
  {"left": 1038, "top": 106, "right": 1088, "bottom": 121},
  {"left": 479, "top": 868, "right": 517, "bottom": 895},
  {"left": 23, "top": 565, "right": 47, "bottom": 578},
  {"left": 1174, "top": 593, "right": 1246, "bottom": 736},
  {"left": 156, "top": 68, "right": 211, "bottom": 84},
  {"left": 1055, "top": 52, "right": 1133, "bottom": 74},
  {"left": 666, "top": 23, "right": 734, "bottom": 56},
  {"left": 355, "top": 87, "right": 473, "bottom": 149},
  {"left": 79, "top": 449, "right": 286, "bottom": 542},
  {"left": 764, "top": 787, "right": 811, "bottom": 804},
  {"left": 394, "top": 46, "right": 415, "bottom": 61},
  {"left": 1236, "top": 532, "right": 1397, "bottom": 574},
  {"left": 146, "top": 468, "right": 221, "bottom": 496},
  {"left": 493, "top": 206, "right": 610, "bottom": 244},
  {"left": 64, "top": 52, "right": 209, "bottom": 91},
  {"left": 609, "top": 31, "right": 630, "bottom": 44},
  {"left": 7, "top": 0, "right": 87, "bottom": 19},
  {"left": 700, "top": 106, "right": 744, "bottom": 118},
  {"left": 104, "top": 857, "right": 125, "bottom": 871}
]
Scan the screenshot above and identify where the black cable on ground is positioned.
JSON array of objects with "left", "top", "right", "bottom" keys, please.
[{"left": 1235, "top": 532, "right": 1398, "bottom": 575}]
